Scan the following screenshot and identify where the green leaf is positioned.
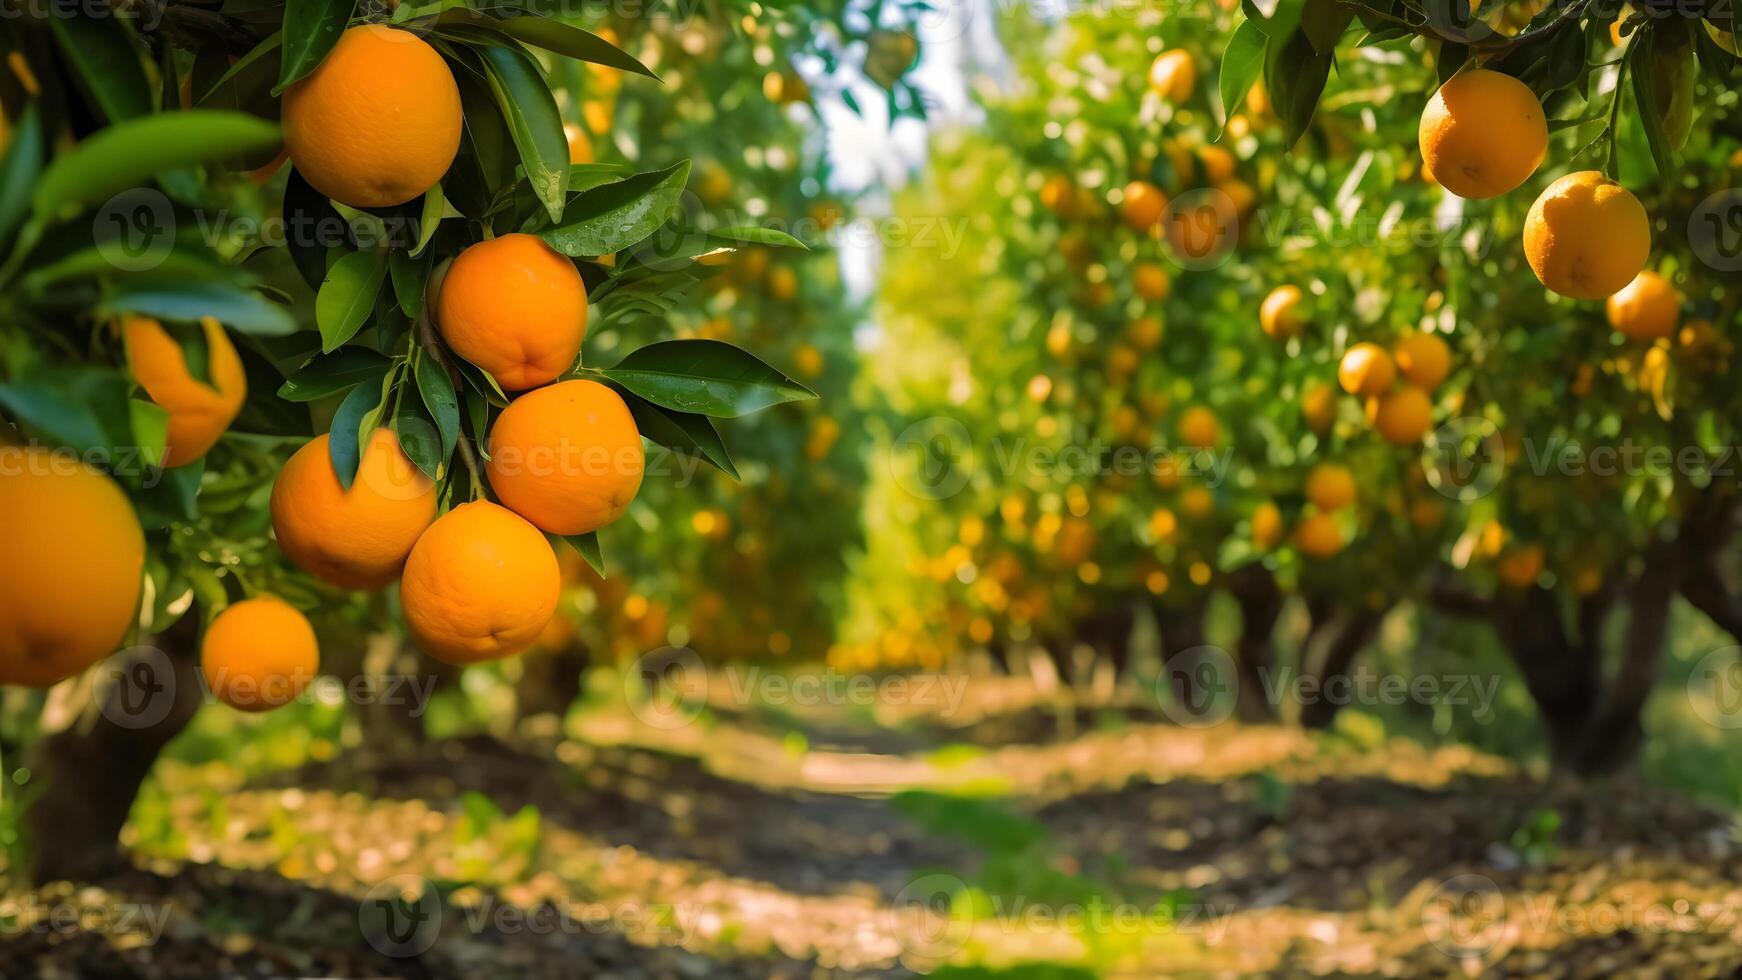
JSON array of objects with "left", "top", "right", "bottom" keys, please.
[
  {"left": 49, "top": 14, "right": 151, "bottom": 124},
  {"left": 276, "top": 0, "right": 357, "bottom": 94},
  {"left": 599, "top": 340, "right": 815, "bottom": 419},
  {"left": 472, "top": 41, "right": 570, "bottom": 224},
  {"left": 462, "top": 385, "right": 493, "bottom": 460},
  {"left": 1218, "top": 19, "right": 1268, "bottom": 135},
  {"left": 393, "top": 396, "right": 442, "bottom": 479},
  {"left": 283, "top": 168, "right": 351, "bottom": 290},
  {"left": 0, "top": 379, "right": 112, "bottom": 454},
  {"left": 539, "top": 162, "right": 690, "bottom": 257},
  {"left": 454, "top": 357, "right": 509, "bottom": 407},
  {"left": 0, "top": 104, "right": 44, "bottom": 250},
  {"left": 196, "top": 32, "right": 284, "bottom": 104},
  {"left": 130, "top": 398, "right": 171, "bottom": 469},
  {"left": 415, "top": 348, "right": 461, "bottom": 465},
  {"left": 479, "top": 13, "right": 656, "bottom": 78},
  {"left": 102, "top": 282, "right": 297, "bottom": 336},
  {"left": 316, "top": 249, "right": 388, "bottom": 351},
  {"left": 1300, "top": 0, "right": 1354, "bottom": 55},
  {"left": 563, "top": 532, "right": 604, "bottom": 576},
  {"left": 619, "top": 389, "right": 739, "bottom": 479},
  {"left": 390, "top": 248, "right": 431, "bottom": 318},
  {"left": 1264, "top": 28, "right": 1333, "bottom": 150},
  {"left": 707, "top": 226, "right": 809, "bottom": 250},
  {"left": 33, "top": 111, "right": 282, "bottom": 222},
  {"left": 569, "top": 163, "right": 629, "bottom": 194},
  {"left": 1630, "top": 30, "right": 1677, "bottom": 185},
  {"left": 277, "top": 347, "right": 390, "bottom": 402},
  {"left": 411, "top": 183, "right": 446, "bottom": 257},
  {"left": 328, "top": 373, "right": 384, "bottom": 489}
]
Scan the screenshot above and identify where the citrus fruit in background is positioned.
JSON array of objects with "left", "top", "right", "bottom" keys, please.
[
  {"left": 1251, "top": 502, "right": 1284, "bottom": 551},
  {"left": 436, "top": 233, "right": 589, "bottom": 391},
  {"left": 282, "top": 25, "right": 462, "bottom": 208},
  {"left": 1148, "top": 49, "right": 1196, "bottom": 102},
  {"left": 1393, "top": 331, "right": 1451, "bottom": 390},
  {"left": 1605, "top": 271, "right": 1679, "bottom": 341},
  {"left": 1372, "top": 386, "right": 1433, "bottom": 445},
  {"left": 123, "top": 315, "right": 246, "bottom": 468},
  {"left": 1120, "top": 179, "right": 1166, "bottom": 232},
  {"left": 1301, "top": 382, "right": 1338, "bottom": 433},
  {"left": 1177, "top": 406, "right": 1220, "bottom": 448},
  {"left": 1338, "top": 342, "right": 1395, "bottom": 396},
  {"left": 1295, "top": 512, "right": 1344, "bottom": 558},
  {"left": 201, "top": 598, "right": 319, "bottom": 712},
  {"left": 1260, "top": 285, "right": 1305, "bottom": 339},
  {"left": 400, "top": 501, "right": 561, "bottom": 665},
  {"left": 486, "top": 379, "right": 645, "bottom": 536},
  {"left": 1129, "top": 315, "right": 1163, "bottom": 350},
  {"left": 564, "top": 122, "right": 592, "bottom": 164},
  {"left": 1524, "top": 171, "right": 1650, "bottom": 300},
  {"left": 0, "top": 447, "right": 144, "bottom": 687},
  {"left": 1197, "top": 145, "right": 1236, "bottom": 184},
  {"left": 1133, "top": 262, "right": 1171, "bottom": 302},
  {"left": 1305, "top": 463, "right": 1357, "bottom": 512},
  {"left": 1495, "top": 545, "right": 1545, "bottom": 590},
  {"left": 270, "top": 430, "right": 437, "bottom": 590},
  {"left": 1039, "top": 174, "right": 1075, "bottom": 216},
  {"left": 1418, "top": 69, "right": 1547, "bottom": 200}
]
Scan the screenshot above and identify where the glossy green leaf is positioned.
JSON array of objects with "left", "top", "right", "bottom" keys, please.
[
  {"left": 103, "top": 282, "right": 297, "bottom": 335},
  {"left": 276, "top": 0, "right": 357, "bottom": 94},
  {"left": 707, "top": 226, "right": 809, "bottom": 250},
  {"left": 277, "top": 347, "right": 390, "bottom": 402},
  {"left": 1218, "top": 19, "right": 1267, "bottom": 135},
  {"left": 316, "top": 249, "right": 388, "bottom": 351},
  {"left": 327, "top": 371, "right": 384, "bottom": 489},
  {"left": 539, "top": 162, "right": 690, "bottom": 257},
  {"left": 33, "top": 111, "right": 282, "bottom": 221},
  {"left": 619, "top": 389, "right": 739, "bottom": 479},
  {"left": 415, "top": 348, "right": 461, "bottom": 465},
  {"left": 0, "top": 104, "right": 44, "bottom": 250},
  {"left": 599, "top": 339, "right": 815, "bottom": 419},
  {"left": 49, "top": 15, "right": 151, "bottom": 123},
  {"left": 473, "top": 41, "right": 570, "bottom": 224}
]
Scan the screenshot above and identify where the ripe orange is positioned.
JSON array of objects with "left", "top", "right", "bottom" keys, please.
[
  {"left": 768, "top": 265, "right": 799, "bottom": 301},
  {"left": 486, "top": 379, "right": 644, "bottom": 535},
  {"left": 1418, "top": 69, "right": 1547, "bottom": 200},
  {"left": 1197, "top": 145, "right": 1236, "bottom": 184},
  {"left": 0, "top": 447, "right": 144, "bottom": 687},
  {"left": 437, "top": 233, "right": 589, "bottom": 391},
  {"left": 564, "top": 122, "right": 592, "bottom": 165},
  {"left": 1305, "top": 463, "right": 1356, "bottom": 512},
  {"left": 201, "top": 597, "right": 319, "bottom": 712},
  {"left": 1338, "top": 343, "right": 1395, "bottom": 397},
  {"left": 1251, "top": 502, "right": 1284, "bottom": 551},
  {"left": 1179, "top": 485, "right": 1215, "bottom": 520},
  {"left": 1134, "top": 262, "right": 1171, "bottom": 302},
  {"left": 1128, "top": 315, "right": 1164, "bottom": 350},
  {"left": 1295, "top": 512, "right": 1344, "bottom": 558},
  {"left": 1605, "top": 270, "right": 1679, "bottom": 341},
  {"left": 1393, "top": 331, "right": 1451, "bottom": 390},
  {"left": 400, "top": 501, "right": 561, "bottom": 665},
  {"left": 1120, "top": 180, "right": 1166, "bottom": 232},
  {"left": 1301, "top": 382, "right": 1339, "bottom": 433},
  {"left": 123, "top": 315, "right": 246, "bottom": 468},
  {"left": 1524, "top": 171, "right": 1650, "bottom": 300},
  {"left": 1148, "top": 49, "right": 1196, "bottom": 103},
  {"left": 1495, "top": 545, "right": 1544, "bottom": 590},
  {"left": 270, "top": 429, "right": 437, "bottom": 590},
  {"left": 1177, "top": 406, "right": 1220, "bottom": 449},
  {"left": 1039, "top": 174, "right": 1076, "bottom": 216},
  {"left": 282, "top": 25, "right": 461, "bottom": 208},
  {"left": 1372, "top": 386, "right": 1433, "bottom": 445},
  {"left": 1260, "top": 285, "right": 1305, "bottom": 339}
]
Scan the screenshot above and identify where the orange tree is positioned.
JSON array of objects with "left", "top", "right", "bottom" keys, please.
[
  {"left": 0, "top": 2, "right": 825, "bottom": 881},
  {"left": 859, "top": 0, "right": 1741, "bottom": 772}
]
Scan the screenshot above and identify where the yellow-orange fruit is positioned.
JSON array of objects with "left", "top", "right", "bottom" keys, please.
[
  {"left": 1495, "top": 545, "right": 1544, "bottom": 590},
  {"left": 1605, "top": 271, "right": 1679, "bottom": 341},
  {"left": 124, "top": 316, "right": 247, "bottom": 468},
  {"left": 1524, "top": 171, "right": 1650, "bottom": 300},
  {"left": 1198, "top": 145, "right": 1236, "bottom": 184},
  {"left": 1148, "top": 49, "right": 1197, "bottom": 103},
  {"left": 1302, "top": 383, "right": 1338, "bottom": 433},
  {"left": 1418, "top": 69, "right": 1547, "bottom": 200},
  {"left": 1260, "top": 285, "right": 1305, "bottom": 339},
  {"left": 1251, "top": 502, "right": 1284, "bottom": 551},
  {"left": 1295, "top": 512, "right": 1344, "bottom": 558},
  {"left": 1339, "top": 343, "right": 1396, "bottom": 397},
  {"left": 564, "top": 122, "right": 592, "bottom": 165},
  {"left": 0, "top": 447, "right": 144, "bottom": 687},
  {"left": 1305, "top": 463, "right": 1357, "bottom": 512},
  {"left": 1394, "top": 331, "right": 1452, "bottom": 390},
  {"left": 270, "top": 430, "right": 438, "bottom": 590},
  {"left": 1120, "top": 180, "right": 1166, "bottom": 232},
  {"left": 400, "top": 501, "right": 560, "bottom": 665},
  {"left": 1177, "top": 406, "right": 1220, "bottom": 449},
  {"left": 1373, "top": 386, "right": 1433, "bottom": 445},
  {"left": 1134, "top": 262, "right": 1171, "bottom": 302},
  {"left": 201, "top": 597, "right": 319, "bottom": 712},
  {"left": 1129, "top": 315, "right": 1163, "bottom": 350},
  {"left": 282, "top": 26, "right": 461, "bottom": 208},
  {"left": 486, "top": 379, "right": 644, "bottom": 536},
  {"left": 437, "top": 233, "right": 589, "bottom": 391}
]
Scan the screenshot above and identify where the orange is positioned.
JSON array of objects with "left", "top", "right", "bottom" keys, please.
[
  {"left": 1605, "top": 270, "right": 1679, "bottom": 341},
  {"left": 1305, "top": 463, "right": 1356, "bottom": 512},
  {"left": 123, "top": 315, "right": 246, "bottom": 468},
  {"left": 1338, "top": 343, "right": 1395, "bottom": 396},
  {"left": 400, "top": 501, "right": 560, "bottom": 665},
  {"left": 201, "top": 597, "right": 319, "bottom": 712},
  {"left": 1373, "top": 386, "right": 1433, "bottom": 445},
  {"left": 1133, "top": 262, "right": 1171, "bottom": 302},
  {"left": 486, "top": 379, "right": 644, "bottom": 535},
  {"left": 1179, "top": 485, "right": 1215, "bottom": 520},
  {"left": 0, "top": 447, "right": 144, "bottom": 687},
  {"left": 1039, "top": 174, "right": 1076, "bottom": 216},
  {"left": 1495, "top": 545, "right": 1544, "bottom": 590},
  {"left": 564, "top": 122, "right": 592, "bottom": 165},
  {"left": 1301, "top": 382, "right": 1338, "bottom": 433},
  {"left": 1197, "top": 145, "right": 1236, "bottom": 184},
  {"left": 1260, "top": 285, "right": 1305, "bottom": 339},
  {"left": 437, "top": 233, "right": 589, "bottom": 391},
  {"left": 1295, "top": 512, "right": 1344, "bottom": 558},
  {"left": 768, "top": 265, "right": 799, "bottom": 301},
  {"left": 1120, "top": 180, "right": 1166, "bottom": 232},
  {"left": 282, "top": 25, "right": 461, "bottom": 208},
  {"left": 1129, "top": 315, "right": 1163, "bottom": 350},
  {"left": 1394, "top": 331, "right": 1451, "bottom": 390},
  {"left": 1177, "top": 406, "right": 1220, "bottom": 449},
  {"left": 1418, "top": 69, "right": 1546, "bottom": 200},
  {"left": 1251, "top": 502, "right": 1284, "bottom": 551},
  {"left": 1148, "top": 49, "right": 1196, "bottom": 102},
  {"left": 1167, "top": 193, "right": 1238, "bottom": 262},
  {"left": 1524, "top": 171, "right": 1650, "bottom": 300},
  {"left": 270, "top": 429, "right": 437, "bottom": 590}
]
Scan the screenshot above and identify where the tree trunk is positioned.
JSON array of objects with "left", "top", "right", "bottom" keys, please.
[
  {"left": 1228, "top": 566, "right": 1283, "bottom": 723},
  {"left": 1154, "top": 598, "right": 1215, "bottom": 719},
  {"left": 1298, "top": 607, "right": 1383, "bottom": 730},
  {"left": 1563, "top": 542, "right": 1679, "bottom": 777},
  {"left": 23, "top": 615, "right": 205, "bottom": 884},
  {"left": 515, "top": 640, "right": 590, "bottom": 733}
]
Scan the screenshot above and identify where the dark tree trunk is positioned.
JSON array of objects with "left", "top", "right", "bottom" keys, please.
[
  {"left": 1563, "top": 542, "right": 1679, "bottom": 777},
  {"left": 1298, "top": 607, "right": 1383, "bottom": 730},
  {"left": 515, "top": 640, "right": 590, "bottom": 731},
  {"left": 1492, "top": 586, "right": 1604, "bottom": 770},
  {"left": 352, "top": 632, "right": 457, "bottom": 752},
  {"left": 1080, "top": 602, "right": 1137, "bottom": 678},
  {"left": 24, "top": 615, "right": 205, "bottom": 884},
  {"left": 1154, "top": 598, "right": 1214, "bottom": 719},
  {"left": 1227, "top": 566, "right": 1283, "bottom": 723}
]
